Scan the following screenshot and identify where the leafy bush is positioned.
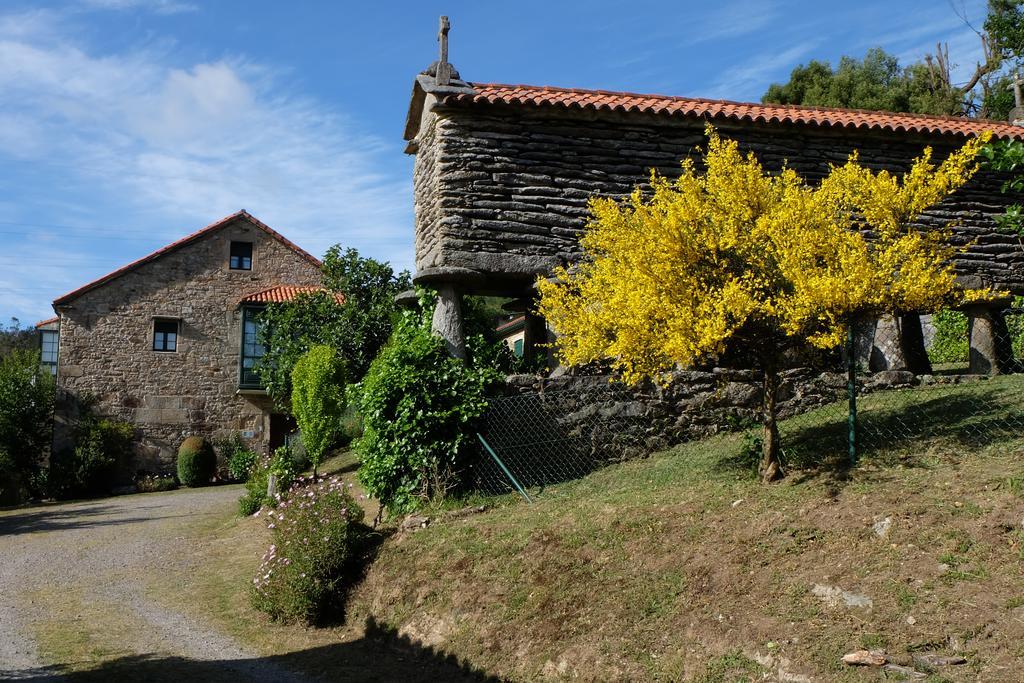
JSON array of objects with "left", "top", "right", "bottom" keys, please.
[
  {"left": 291, "top": 345, "right": 347, "bottom": 474},
  {"left": 135, "top": 472, "right": 178, "bottom": 493},
  {"left": 250, "top": 475, "right": 365, "bottom": 623},
  {"left": 1009, "top": 296, "right": 1024, "bottom": 359},
  {"left": 238, "top": 446, "right": 299, "bottom": 516},
  {"left": 176, "top": 436, "right": 216, "bottom": 487},
  {"left": 0, "top": 349, "right": 55, "bottom": 503},
  {"left": 928, "top": 309, "right": 969, "bottom": 365},
  {"left": 339, "top": 401, "right": 363, "bottom": 445},
  {"left": 357, "top": 298, "right": 502, "bottom": 517},
  {"left": 49, "top": 412, "right": 134, "bottom": 500},
  {"left": 255, "top": 248, "right": 411, "bottom": 408},
  {"left": 216, "top": 432, "right": 258, "bottom": 482}
]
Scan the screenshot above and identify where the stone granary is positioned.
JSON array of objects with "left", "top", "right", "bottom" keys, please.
[
  {"left": 46, "top": 210, "right": 335, "bottom": 476},
  {"left": 404, "top": 50, "right": 1024, "bottom": 375}
]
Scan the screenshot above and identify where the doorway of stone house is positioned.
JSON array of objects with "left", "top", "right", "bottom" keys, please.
[{"left": 268, "top": 413, "right": 297, "bottom": 453}]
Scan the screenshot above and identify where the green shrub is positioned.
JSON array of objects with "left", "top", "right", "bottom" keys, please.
[
  {"left": 1009, "top": 296, "right": 1024, "bottom": 359},
  {"left": 339, "top": 401, "right": 363, "bottom": 445},
  {"left": 928, "top": 309, "right": 969, "bottom": 364},
  {"left": 176, "top": 436, "right": 216, "bottom": 487},
  {"left": 250, "top": 475, "right": 365, "bottom": 623},
  {"left": 216, "top": 432, "right": 258, "bottom": 482},
  {"left": 238, "top": 446, "right": 299, "bottom": 515},
  {"left": 49, "top": 412, "right": 134, "bottom": 500},
  {"left": 291, "top": 345, "right": 347, "bottom": 474},
  {"left": 357, "top": 297, "right": 502, "bottom": 517},
  {"left": 0, "top": 349, "right": 55, "bottom": 503}
]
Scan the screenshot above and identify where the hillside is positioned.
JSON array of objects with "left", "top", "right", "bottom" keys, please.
[
  {"left": 150, "top": 395, "right": 1024, "bottom": 682},
  {"left": 346, "top": 431, "right": 1024, "bottom": 680}
]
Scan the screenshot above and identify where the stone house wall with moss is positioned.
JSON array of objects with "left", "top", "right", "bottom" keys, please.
[{"left": 50, "top": 212, "right": 322, "bottom": 477}]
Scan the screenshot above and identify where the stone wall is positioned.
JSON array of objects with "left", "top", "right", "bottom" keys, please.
[
  {"left": 500, "top": 366, "right": 956, "bottom": 467},
  {"left": 413, "top": 105, "right": 1024, "bottom": 294},
  {"left": 52, "top": 215, "right": 322, "bottom": 476}
]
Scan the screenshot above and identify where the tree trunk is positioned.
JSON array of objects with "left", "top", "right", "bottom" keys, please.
[{"left": 759, "top": 365, "right": 783, "bottom": 483}]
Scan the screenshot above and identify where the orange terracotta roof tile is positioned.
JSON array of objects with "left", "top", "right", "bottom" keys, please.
[
  {"left": 34, "top": 316, "right": 59, "bottom": 329},
  {"left": 444, "top": 83, "right": 1024, "bottom": 140},
  {"left": 239, "top": 285, "right": 344, "bottom": 305},
  {"left": 495, "top": 315, "right": 525, "bottom": 333},
  {"left": 53, "top": 211, "right": 322, "bottom": 306}
]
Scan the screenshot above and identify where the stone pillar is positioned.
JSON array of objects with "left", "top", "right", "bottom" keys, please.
[
  {"left": 868, "top": 314, "right": 931, "bottom": 374},
  {"left": 898, "top": 314, "right": 933, "bottom": 375},
  {"left": 431, "top": 283, "right": 466, "bottom": 360},
  {"left": 869, "top": 314, "right": 907, "bottom": 372},
  {"left": 966, "top": 303, "right": 1014, "bottom": 375}
]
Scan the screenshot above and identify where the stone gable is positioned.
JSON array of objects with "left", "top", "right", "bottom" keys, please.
[{"left": 52, "top": 214, "right": 322, "bottom": 476}]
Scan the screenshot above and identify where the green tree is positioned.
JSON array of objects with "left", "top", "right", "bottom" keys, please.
[
  {"left": 763, "top": 48, "right": 961, "bottom": 116},
  {"left": 765, "top": 2, "right": 1024, "bottom": 119},
  {"left": 291, "top": 345, "right": 347, "bottom": 476},
  {"left": 320, "top": 246, "right": 412, "bottom": 380},
  {"left": 986, "top": 0, "right": 1024, "bottom": 60},
  {"left": 0, "top": 318, "right": 36, "bottom": 357},
  {"left": 256, "top": 246, "right": 410, "bottom": 408},
  {"left": 357, "top": 293, "right": 504, "bottom": 516},
  {"left": 0, "top": 349, "right": 55, "bottom": 502},
  {"left": 257, "top": 291, "right": 347, "bottom": 408},
  {"left": 537, "top": 128, "right": 989, "bottom": 482}
]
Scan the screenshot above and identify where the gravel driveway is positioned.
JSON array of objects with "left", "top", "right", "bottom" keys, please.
[{"left": 0, "top": 487, "right": 312, "bottom": 682}]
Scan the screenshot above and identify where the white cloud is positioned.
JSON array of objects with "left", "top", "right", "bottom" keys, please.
[
  {"left": 0, "top": 6, "right": 412, "bottom": 323},
  {"left": 78, "top": 0, "right": 198, "bottom": 15},
  {"left": 702, "top": 42, "right": 822, "bottom": 100}
]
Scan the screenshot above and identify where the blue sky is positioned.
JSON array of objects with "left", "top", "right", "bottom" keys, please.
[{"left": 0, "top": 0, "right": 990, "bottom": 323}]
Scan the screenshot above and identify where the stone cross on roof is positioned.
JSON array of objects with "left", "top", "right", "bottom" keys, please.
[
  {"left": 1009, "top": 72, "right": 1024, "bottom": 125},
  {"left": 436, "top": 15, "right": 452, "bottom": 86}
]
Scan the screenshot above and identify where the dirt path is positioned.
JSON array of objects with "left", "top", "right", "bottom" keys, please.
[{"left": 0, "top": 487, "right": 313, "bottom": 682}]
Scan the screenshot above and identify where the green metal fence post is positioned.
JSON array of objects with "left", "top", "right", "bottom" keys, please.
[
  {"left": 477, "top": 433, "right": 533, "bottom": 504},
  {"left": 847, "top": 321, "right": 858, "bottom": 467}
]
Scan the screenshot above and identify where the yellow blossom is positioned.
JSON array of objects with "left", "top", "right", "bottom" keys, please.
[{"left": 537, "top": 125, "right": 993, "bottom": 386}]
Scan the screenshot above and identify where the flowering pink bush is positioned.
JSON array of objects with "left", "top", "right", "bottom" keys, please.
[{"left": 250, "top": 475, "right": 364, "bottom": 623}]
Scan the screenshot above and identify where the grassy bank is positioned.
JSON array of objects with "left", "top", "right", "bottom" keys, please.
[{"left": 165, "top": 383, "right": 1024, "bottom": 681}]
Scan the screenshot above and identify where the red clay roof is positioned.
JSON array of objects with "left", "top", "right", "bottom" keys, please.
[
  {"left": 239, "top": 285, "right": 344, "bottom": 306},
  {"left": 444, "top": 83, "right": 1024, "bottom": 140},
  {"left": 34, "top": 316, "right": 59, "bottom": 329},
  {"left": 495, "top": 315, "right": 525, "bottom": 333},
  {"left": 52, "top": 211, "right": 321, "bottom": 307}
]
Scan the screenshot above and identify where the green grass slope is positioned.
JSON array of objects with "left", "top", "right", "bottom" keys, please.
[{"left": 349, "top": 384, "right": 1024, "bottom": 681}]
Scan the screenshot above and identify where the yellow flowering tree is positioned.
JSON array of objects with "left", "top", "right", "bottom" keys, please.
[{"left": 537, "top": 126, "right": 991, "bottom": 482}]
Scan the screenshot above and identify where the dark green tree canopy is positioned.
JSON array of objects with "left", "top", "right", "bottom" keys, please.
[
  {"left": 762, "top": 48, "right": 962, "bottom": 116},
  {"left": 255, "top": 246, "right": 410, "bottom": 409},
  {"left": 764, "top": 2, "right": 1024, "bottom": 120}
]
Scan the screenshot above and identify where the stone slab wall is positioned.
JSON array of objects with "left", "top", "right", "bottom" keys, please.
[
  {"left": 52, "top": 216, "right": 322, "bottom": 476},
  {"left": 414, "top": 105, "right": 1024, "bottom": 293},
  {"left": 501, "top": 367, "right": 968, "bottom": 466}
]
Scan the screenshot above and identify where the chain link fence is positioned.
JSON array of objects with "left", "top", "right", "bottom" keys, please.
[{"left": 475, "top": 302, "right": 1024, "bottom": 497}]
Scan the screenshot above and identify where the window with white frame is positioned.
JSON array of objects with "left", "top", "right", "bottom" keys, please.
[{"left": 40, "top": 330, "right": 58, "bottom": 375}]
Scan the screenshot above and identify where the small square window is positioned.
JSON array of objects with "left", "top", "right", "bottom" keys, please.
[
  {"left": 230, "top": 241, "right": 253, "bottom": 270},
  {"left": 153, "top": 320, "right": 178, "bottom": 352}
]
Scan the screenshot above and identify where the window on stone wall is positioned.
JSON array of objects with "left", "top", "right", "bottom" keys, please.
[
  {"left": 153, "top": 319, "right": 179, "bottom": 352},
  {"left": 39, "top": 330, "right": 58, "bottom": 375},
  {"left": 230, "top": 241, "right": 253, "bottom": 270},
  {"left": 240, "top": 306, "right": 265, "bottom": 388}
]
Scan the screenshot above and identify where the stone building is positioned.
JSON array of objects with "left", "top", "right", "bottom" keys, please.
[
  {"left": 47, "top": 210, "right": 331, "bottom": 476},
  {"left": 403, "top": 59, "right": 1024, "bottom": 374}
]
